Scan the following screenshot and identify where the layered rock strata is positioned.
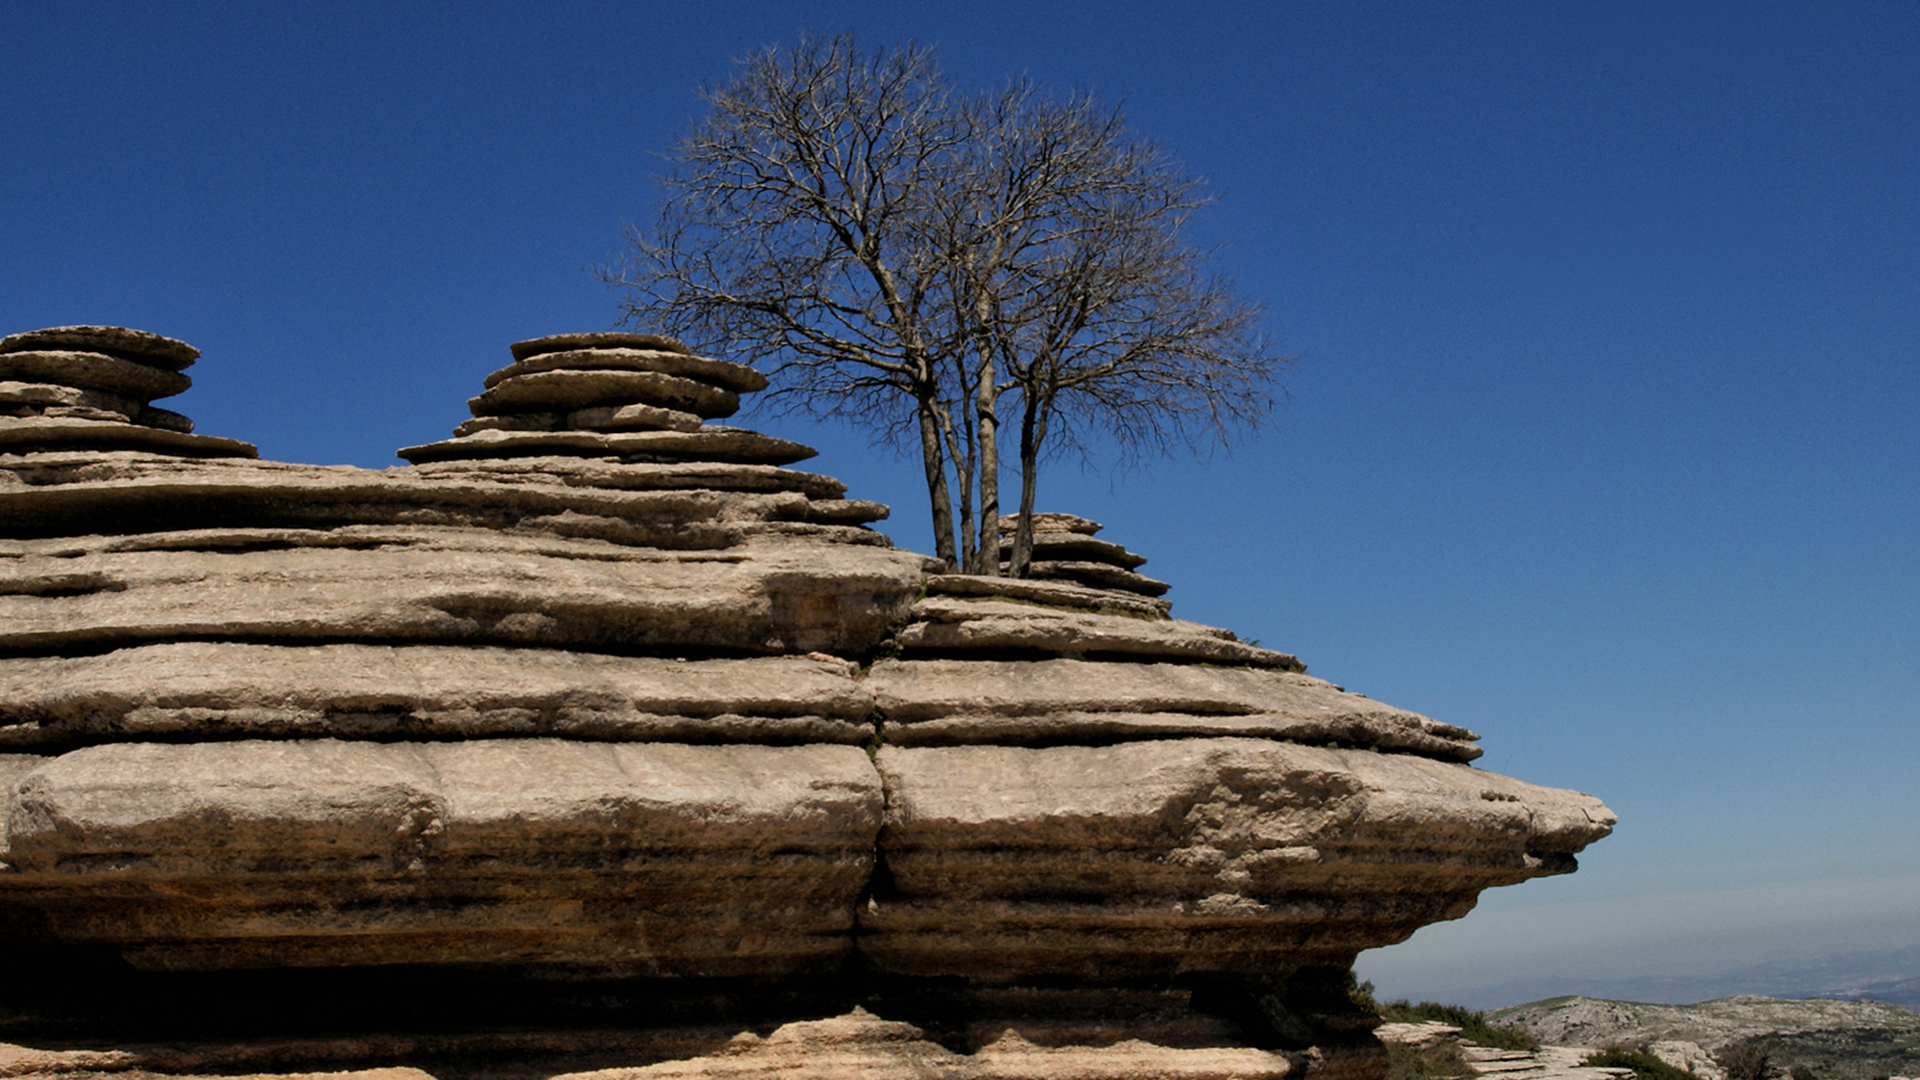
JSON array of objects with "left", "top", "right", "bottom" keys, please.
[
  {"left": 0, "top": 325, "right": 256, "bottom": 458},
  {"left": 0, "top": 326, "right": 1615, "bottom": 1080},
  {"left": 1, "top": 329, "right": 927, "bottom": 975},
  {"left": 396, "top": 332, "right": 809, "bottom": 467}
]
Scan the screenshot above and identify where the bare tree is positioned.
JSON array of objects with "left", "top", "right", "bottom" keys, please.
[{"left": 607, "top": 34, "right": 1284, "bottom": 574}]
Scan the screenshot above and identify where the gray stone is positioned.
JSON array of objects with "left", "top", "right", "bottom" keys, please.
[
  {"left": 0, "top": 326, "right": 199, "bottom": 370},
  {"left": 868, "top": 657, "right": 1477, "bottom": 759},
  {"left": 999, "top": 513, "right": 1102, "bottom": 535},
  {"left": 405, "top": 457, "right": 852, "bottom": 498},
  {"left": 136, "top": 405, "right": 194, "bottom": 432},
  {"left": 3, "top": 738, "right": 883, "bottom": 974},
  {"left": 0, "top": 532, "right": 925, "bottom": 657},
  {"left": 0, "top": 644, "right": 876, "bottom": 749},
  {"left": 0, "top": 350, "right": 192, "bottom": 400},
  {"left": 863, "top": 738, "right": 1615, "bottom": 979},
  {"left": 893, "top": 597, "right": 1297, "bottom": 667},
  {"left": 487, "top": 347, "right": 769, "bottom": 394},
  {"left": 0, "top": 455, "right": 868, "bottom": 540},
  {"left": 1012, "top": 559, "right": 1171, "bottom": 596},
  {"left": 0, "top": 380, "right": 145, "bottom": 415},
  {"left": 396, "top": 427, "right": 816, "bottom": 466},
  {"left": 568, "top": 402, "right": 704, "bottom": 433},
  {"left": 453, "top": 412, "right": 566, "bottom": 435},
  {"left": 511, "top": 332, "right": 693, "bottom": 360},
  {"left": 36, "top": 404, "right": 132, "bottom": 423},
  {"left": 470, "top": 369, "right": 739, "bottom": 420},
  {"left": 0, "top": 753, "right": 44, "bottom": 861},
  {"left": 921, "top": 572, "right": 1173, "bottom": 617},
  {"left": 0, "top": 416, "right": 255, "bottom": 458},
  {"left": 1001, "top": 531, "right": 1148, "bottom": 569},
  {"left": 539, "top": 1008, "right": 1294, "bottom": 1080}
]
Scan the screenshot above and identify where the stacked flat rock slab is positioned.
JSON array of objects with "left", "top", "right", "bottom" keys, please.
[
  {"left": 0, "top": 327, "right": 926, "bottom": 978},
  {"left": 0, "top": 327, "right": 1615, "bottom": 1080},
  {"left": 897, "top": 514, "right": 1298, "bottom": 667},
  {"left": 396, "top": 333, "right": 812, "bottom": 467},
  {"left": 0, "top": 326, "right": 256, "bottom": 458}
]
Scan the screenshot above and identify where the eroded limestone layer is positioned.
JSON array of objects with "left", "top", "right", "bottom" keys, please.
[
  {"left": 3, "top": 739, "right": 881, "bottom": 973},
  {"left": 863, "top": 738, "right": 1611, "bottom": 980},
  {"left": 0, "top": 327, "right": 1616, "bottom": 1080}
]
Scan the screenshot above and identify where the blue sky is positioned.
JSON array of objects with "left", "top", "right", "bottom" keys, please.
[{"left": 6, "top": 2, "right": 1915, "bottom": 1007}]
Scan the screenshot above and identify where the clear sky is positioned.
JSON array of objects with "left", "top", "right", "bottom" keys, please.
[{"left": 5, "top": 1, "right": 1915, "bottom": 1007}]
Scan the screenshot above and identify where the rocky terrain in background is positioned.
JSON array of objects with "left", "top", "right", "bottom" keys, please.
[
  {"left": 1489, "top": 995, "right": 1920, "bottom": 1080},
  {"left": 1, "top": 326, "right": 1617, "bottom": 1080}
]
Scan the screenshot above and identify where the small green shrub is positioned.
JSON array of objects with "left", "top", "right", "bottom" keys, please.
[
  {"left": 1387, "top": 1042, "right": 1475, "bottom": 1080},
  {"left": 1583, "top": 1046, "right": 1701, "bottom": 1080},
  {"left": 1376, "top": 1000, "right": 1536, "bottom": 1052},
  {"left": 1717, "top": 1040, "right": 1774, "bottom": 1080}
]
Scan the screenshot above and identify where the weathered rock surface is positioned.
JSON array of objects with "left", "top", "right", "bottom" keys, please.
[
  {"left": 3, "top": 738, "right": 881, "bottom": 973},
  {"left": 864, "top": 738, "right": 1613, "bottom": 980},
  {"left": 511, "top": 332, "right": 694, "bottom": 361},
  {"left": 487, "top": 347, "right": 769, "bottom": 394},
  {"left": 868, "top": 658, "right": 1480, "bottom": 759},
  {"left": 0, "top": 325, "right": 200, "bottom": 370},
  {"left": 0, "top": 326, "right": 1617, "bottom": 1080},
  {"left": 0, "top": 351, "right": 193, "bottom": 400},
  {"left": 0, "top": 529, "right": 917, "bottom": 656},
  {"left": 0, "top": 645, "right": 872, "bottom": 749},
  {"left": 548, "top": 1009, "right": 1295, "bottom": 1080},
  {"left": 895, "top": 596, "right": 1300, "bottom": 667},
  {"left": 396, "top": 427, "right": 815, "bottom": 466},
  {"left": 922, "top": 571, "right": 1172, "bottom": 617},
  {"left": 0, "top": 415, "right": 254, "bottom": 456},
  {"left": 471, "top": 369, "right": 740, "bottom": 419}
]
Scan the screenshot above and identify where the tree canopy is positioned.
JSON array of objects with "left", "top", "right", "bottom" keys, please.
[{"left": 607, "top": 33, "right": 1283, "bottom": 574}]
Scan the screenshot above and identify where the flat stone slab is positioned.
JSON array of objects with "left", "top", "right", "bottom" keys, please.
[
  {"left": 862, "top": 738, "right": 1616, "bottom": 979},
  {"left": 894, "top": 597, "right": 1297, "bottom": 667},
  {"left": 0, "top": 326, "right": 198, "bottom": 370},
  {"left": 0, "top": 416, "right": 254, "bottom": 458},
  {"left": 0, "top": 456, "right": 869, "bottom": 542},
  {"left": 1015, "top": 559, "right": 1171, "bottom": 596},
  {"left": 920, "top": 572, "right": 1172, "bottom": 617},
  {"left": 0, "top": 644, "right": 874, "bottom": 750},
  {"left": 0, "top": 531, "right": 923, "bottom": 657},
  {"left": 1, "top": 738, "right": 882, "bottom": 974},
  {"left": 0, "top": 380, "right": 145, "bottom": 414},
  {"left": 487, "top": 347, "right": 769, "bottom": 394},
  {"left": 452, "top": 404, "right": 704, "bottom": 437},
  {"left": 0, "top": 350, "right": 192, "bottom": 400},
  {"left": 511, "top": 332, "right": 693, "bottom": 360},
  {"left": 868, "top": 657, "right": 1478, "bottom": 759},
  {"left": 568, "top": 402, "right": 705, "bottom": 433},
  {"left": 1000, "top": 531, "right": 1147, "bottom": 569},
  {"left": 471, "top": 370, "right": 739, "bottom": 419},
  {"left": 1000, "top": 512, "right": 1102, "bottom": 535},
  {"left": 397, "top": 427, "right": 816, "bottom": 466}
]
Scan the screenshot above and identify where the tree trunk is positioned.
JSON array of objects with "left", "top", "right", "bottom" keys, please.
[
  {"left": 916, "top": 393, "right": 959, "bottom": 568},
  {"left": 970, "top": 347, "right": 1002, "bottom": 576},
  {"left": 940, "top": 406, "right": 975, "bottom": 573},
  {"left": 1009, "top": 393, "right": 1047, "bottom": 578}
]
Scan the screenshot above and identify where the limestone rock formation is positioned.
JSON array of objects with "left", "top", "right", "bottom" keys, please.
[
  {"left": 0, "top": 326, "right": 255, "bottom": 457},
  {"left": 0, "top": 326, "right": 1615, "bottom": 1080},
  {"left": 398, "top": 333, "right": 804, "bottom": 465}
]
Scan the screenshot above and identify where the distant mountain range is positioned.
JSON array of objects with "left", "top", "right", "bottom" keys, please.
[
  {"left": 1487, "top": 994, "right": 1920, "bottom": 1080},
  {"left": 1457, "top": 944, "right": 1920, "bottom": 1012}
]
